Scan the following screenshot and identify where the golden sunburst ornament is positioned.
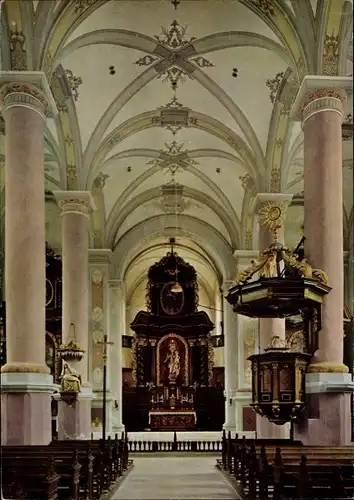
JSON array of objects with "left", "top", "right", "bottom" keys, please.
[{"left": 258, "top": 201, "right": 287, "bottom": 230}]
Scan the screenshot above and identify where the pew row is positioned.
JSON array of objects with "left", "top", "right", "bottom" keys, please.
[
  {"left": 218, "top": 436, "right": 354, "bottom": 499},
  {"left": 1, "top": 435, "right": 132, "bottom": 500}
]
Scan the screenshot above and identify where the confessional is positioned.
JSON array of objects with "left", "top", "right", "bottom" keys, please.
[{"left": 125, "top": 240, "right": 224, "bottom": 431}]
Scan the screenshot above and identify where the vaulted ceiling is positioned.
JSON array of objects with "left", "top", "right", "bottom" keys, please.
[{"left": 0, "top": 0, "right": 353, "bottom": 298}]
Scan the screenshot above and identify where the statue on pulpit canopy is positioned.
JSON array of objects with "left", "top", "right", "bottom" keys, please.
[{"left": 164, "top": 339, "right": 180, "bottom": 382}]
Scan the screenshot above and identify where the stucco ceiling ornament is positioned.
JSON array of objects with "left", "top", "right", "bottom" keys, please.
[
  {"left": 134, "top": 54, "right": 159, "bottom": 67},
  {"left": 155, "top": 20, "right": 196, "bottom": 49},
  {"left": 158, "top": 94, "right": 189, "bottom": 135},
  {"left": 74, "top": 0, "right": 96, "bottom": 14},
  {"left": 158, "top": 66, "right": 189, "bottom": 90},
  {"left": 65, "top": 69, "right": 82, "bottom": 101},
  {"left": 93, "top": 172, "right": 109, "bottom": 189},
  {"left": 9, "top": 25, "right": 27, "bottom": 71},
  {"left": 148, "top": 141, "right": 199, "bottom": 176},
  {"left": 266, "top": 72, "right": 285, "bottom": 103},
  {"left": 251, "top": 0, "right": 275, "bottom": 16}
]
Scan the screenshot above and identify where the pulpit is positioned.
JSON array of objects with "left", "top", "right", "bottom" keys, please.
[{"left": 129, "top": 239, "right": 215, "bottom": 430}]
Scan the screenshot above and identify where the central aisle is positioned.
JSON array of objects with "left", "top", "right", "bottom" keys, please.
[{"left": 113, "top": 455, "right": 240, "bottom": 500}]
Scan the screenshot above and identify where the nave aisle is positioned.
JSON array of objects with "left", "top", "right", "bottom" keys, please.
[{"left": 113, "top": 455, "right": 240, "bottom": 499}]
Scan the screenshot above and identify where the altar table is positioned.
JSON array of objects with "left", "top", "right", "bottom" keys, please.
[{"left": 149, "top": 410, "right": 196, "bottom": 430}]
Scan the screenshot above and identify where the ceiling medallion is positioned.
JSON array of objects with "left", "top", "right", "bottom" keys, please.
[
  {"left": 158, "top": 66, "right": 189, "bottom": 91},
  {"left": 148, "top": 141, "right": 198, "bottom": 177},
  {"left": 154, "top": 20, "right": 196, "bottom": 50}
]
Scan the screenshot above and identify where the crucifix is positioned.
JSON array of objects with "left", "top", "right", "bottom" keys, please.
[{"left": 97, "top": 334, "right": 114, "bottom": 442}]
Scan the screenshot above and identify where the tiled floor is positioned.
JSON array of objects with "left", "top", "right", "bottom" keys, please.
[{"left": 113, "top": 456, "right": 240, "bottom": 499}]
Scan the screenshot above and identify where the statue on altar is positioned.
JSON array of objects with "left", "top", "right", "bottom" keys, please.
[
  {"left": 60, "top": 360, "right": 81, "bottom": 393},
  {"left": 164, "top": 339, "right": 180, "bottom": 383}
]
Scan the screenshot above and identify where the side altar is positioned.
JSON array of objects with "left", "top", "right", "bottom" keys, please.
[{"left": 126, "top": 239, "right": 220, "bottom": 431}]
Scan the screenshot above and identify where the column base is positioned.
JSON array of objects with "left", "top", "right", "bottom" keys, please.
[
  {"left": 1, "top": 372, "right": 54, "bottom": 445},
  {"left": 294, "top": 372, "right": 353, "bottom": 445},
  {"left": 294, "top": 392, "right": 351, "bottom": 445},
  {"left": 57, "top": 387, "right": 93, "bottom": 440}
]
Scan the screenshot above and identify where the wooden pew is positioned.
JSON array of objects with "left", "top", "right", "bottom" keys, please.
[
  {"left": 2, "top": 456, "right": 60, "bottom": 500},
  {"left": 218, "top": 438, "right": 354, "bottom": 499},
  {"left": 1, "top": 435, "right": 130, "bottom": 500},
  {"left": 2, "top": 448, "right": 81, "bottom": 500}
]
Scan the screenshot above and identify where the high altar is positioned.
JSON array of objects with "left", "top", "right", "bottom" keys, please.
[{"left": 129, "top": 239, "right": 215, "bottom": 430}]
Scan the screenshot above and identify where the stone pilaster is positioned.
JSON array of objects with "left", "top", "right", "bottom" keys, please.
[
  {"left": 222, "top": 279, "right": 238, "bottom": 432},
  {"left": 54, "top": 190, "right": 95, "bottom": 440},
  {"left": 88, "top": 249, "right": 114, "bottom": 435},
  {"left": 108, "top": 279, "right": 125, "bottom": 432},
  {"left": 291, "top": 75, "right": 353, "bottom": 445},
  {"left": 0, "top": 72, "right": 57, "bottom": 445},
  {"left": 232, "top": 251, "right": 259, "bottom": 436}
]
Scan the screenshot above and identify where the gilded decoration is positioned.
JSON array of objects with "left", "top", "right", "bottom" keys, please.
[
  {"left": 235, "top": 244, "right": 329, "bottom": 286},
  {"left": 258, "top": 200, "right": 289, "bottom": 231},
  {"left": 307, "top": 362, "right": 349, "bottom": 374},
  {"left": 322, "top": 34, "right": 340, "bottom": 76},
  {"left": 60, "top": 359, "right": 81, "bottom": 393},
  {"left": 0, "top": 82, "right": 48, "bottom": 115},
  {"left": 9, "top": 27, "right": 27, "bottom": 71},
  {"left": 302, "top": 88, "right": 347, "bottom": 111},
  {"left": 58, "top": 323, "right": 84, "bottom": 361},
  {"left": 156, "top": 333, "right": 189, "bottom": 386}
]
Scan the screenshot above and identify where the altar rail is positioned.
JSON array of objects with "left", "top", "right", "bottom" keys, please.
[{"left": 128, "top": 437, "right": 222, "bottom": 453}]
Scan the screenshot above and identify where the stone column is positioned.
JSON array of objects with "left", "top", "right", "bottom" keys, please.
[
  {"left": 233, "top": 251, "right": 259, "bottom": 436},
  {"left": 222, "top": 280, "right": 238, "bottom": 432},
  {"left": 291, "top": 76, "right": 353, "bottom": 445},
  {"left": 0, "top": 73, "right": 57, "bottom": 445},
  {"left": 108, "top": 279, "right": 125, "bottom": 432},
  {"left": 88, "top": 249, "right": 114, "bottom": 436},
  {"left": 254, "top": 193, "right": 293, "bottom": 439},
  {"left": 54, "top": 191, "right": 95, "bottom": 440}
]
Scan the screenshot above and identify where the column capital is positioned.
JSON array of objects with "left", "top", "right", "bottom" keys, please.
[
  {"left": 0, "top": 71, "right": 57, "bottom": 119},
  {"left": 108, "top": 279, "right": 125, "bottom": 291},
  {"left": 88, "top": 249, "right": 112, "bottom": 265},
  {"left": 291, "top": 75, "right": 352, "bottom": 124},
  {"left": 53, "top": 190, "right": 96, "bottom": 217}
]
